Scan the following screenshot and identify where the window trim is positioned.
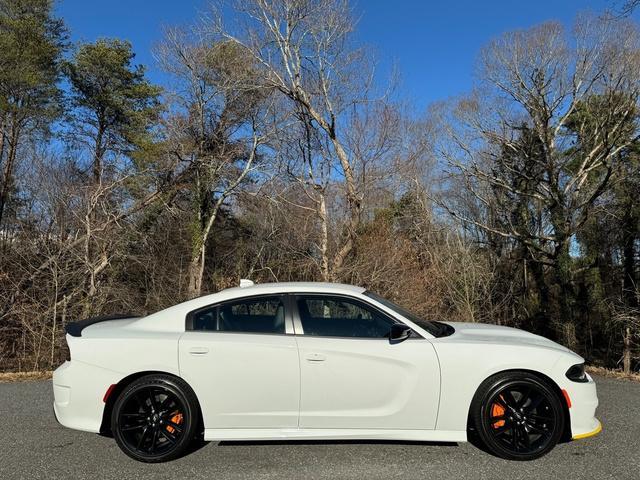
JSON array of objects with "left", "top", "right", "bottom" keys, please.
[
  {"left": 185, "top": 293, "right": 294, "bottom": 335},
  {"left": 290, "top": 293, "right": 423, "bottom": 340}
]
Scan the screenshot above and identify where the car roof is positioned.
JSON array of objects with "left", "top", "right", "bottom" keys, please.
[
  {"left": 220, "top": 281, "right": 366, "bottom": 296},
  {"left": 134, "top": 282, "right": 368, "bottom": 332}
]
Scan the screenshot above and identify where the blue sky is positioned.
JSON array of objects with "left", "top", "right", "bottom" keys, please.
[{"left": 56, "top": 0, "right": 635, "bottom": 110}]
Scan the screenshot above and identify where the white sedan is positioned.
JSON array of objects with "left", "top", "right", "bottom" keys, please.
[{"left": 53, "top": 281, "right": 601, "bottom": 462}]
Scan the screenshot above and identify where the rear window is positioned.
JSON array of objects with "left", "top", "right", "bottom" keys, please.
[{"left": 187, "top": 296, "right": 285, "bottom": 334}]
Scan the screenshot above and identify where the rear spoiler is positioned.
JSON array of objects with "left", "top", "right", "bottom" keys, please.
[{"left": 65, "top": 314, "right": 140, "bottom": 337}]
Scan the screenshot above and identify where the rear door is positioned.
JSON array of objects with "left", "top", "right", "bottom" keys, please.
[
  {"left": 293, "top": 294, "right": 440, "bottom": 430},
  {"left": 179, "top": 294, "right": 300, "bottom": 429}
]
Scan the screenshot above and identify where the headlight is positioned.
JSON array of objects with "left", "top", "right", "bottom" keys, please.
[{"left": 566, "top": 363, "right": 588, "bottom": 383}]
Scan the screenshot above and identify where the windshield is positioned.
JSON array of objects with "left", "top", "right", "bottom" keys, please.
[{"left": 364, "top": 291, "right": 454, "bottom": 338}]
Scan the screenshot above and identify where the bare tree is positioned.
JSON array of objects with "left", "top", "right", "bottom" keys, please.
[
  {"left": 436, "top": 15, "right": 640, "bottom": 344},
  {"left": 606, "top": 299, "right": 640, "bottom": 374},
  {"left": 157, "top": 27, "right": 280, "bottom": 297},
  {"left": 214, "top": 0, "right": 378, "bottom": 280}
]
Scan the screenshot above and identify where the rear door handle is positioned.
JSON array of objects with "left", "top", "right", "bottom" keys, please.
[
  {"left": 305, "top": 353, "right": 326, "bottom": 362},
  {"left": 188, "top": 347, "right": 209, "bottom": 355}
]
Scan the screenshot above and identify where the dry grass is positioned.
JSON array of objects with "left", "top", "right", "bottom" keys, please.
[
  {"left": 587, "top": 366, "right": 640, "bottom": 383},
  {"left": 0, "top": 371, "right": 53, "bottom": 383}
]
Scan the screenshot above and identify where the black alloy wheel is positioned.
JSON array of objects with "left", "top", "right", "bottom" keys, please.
[
  {"left": 471, "top": 372, "right": 565, "bottom": 461},
  {"left": 111, "top": 374, "right": 199, "bottom": 462}
]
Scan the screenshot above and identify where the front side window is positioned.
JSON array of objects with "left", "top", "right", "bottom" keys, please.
[
  {"left": 363, "top": 291, "right": 454, "bottom": 338},
  {"left": 189, "top": 296, "right": 285, "bottom": 334},
  {"left": 296, "top": 295, "right": 396, "bottom": 338}
]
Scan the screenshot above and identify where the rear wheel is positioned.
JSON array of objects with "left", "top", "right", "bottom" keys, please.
[
  {"left": 111, "top": 374, "right": 199, "bottom": 462},
  {"left": 470, "top": 372, "right": 565, "bottom": 461}
]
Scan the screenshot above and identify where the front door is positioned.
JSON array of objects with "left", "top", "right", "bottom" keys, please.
[
  {"left": 179, "top": 294, "right": 300, "bottom": 429},
  {"left": 293, "top": 294, "right": 440, "bottom": 430}
]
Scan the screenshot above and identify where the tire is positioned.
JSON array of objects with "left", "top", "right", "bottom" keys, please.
[
  {"left": 469, "top": 371, "right": 565, "bottom": 461},
  {"left": 111, "top": 374, "right": 200, "bottom": 463}
]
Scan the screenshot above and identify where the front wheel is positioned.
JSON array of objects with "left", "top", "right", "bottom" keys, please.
[
  {"left": 470, "top": 372, "right": 565, "bottom": 461},
  {"left": 111, "top": 374, "right": 200, "bottom": 462}
]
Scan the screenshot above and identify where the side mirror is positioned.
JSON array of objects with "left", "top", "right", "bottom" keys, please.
[{"left": 389, "top": 323, "right": 413, "bottom": 344}]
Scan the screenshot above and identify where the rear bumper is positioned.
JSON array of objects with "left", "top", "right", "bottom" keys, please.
[{"left": 52, "top": 360, "right": 119, "bottom": 433}]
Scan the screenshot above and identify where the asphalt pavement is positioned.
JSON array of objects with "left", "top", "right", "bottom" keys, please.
[{"left": 0, "top": 374, "right": 638, "bottom": 480}]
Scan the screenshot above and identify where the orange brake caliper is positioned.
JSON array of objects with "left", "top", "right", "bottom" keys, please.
[
  {"left": 491, "top": 402, "right": 506, "bottom": 429},
  {"left": 166, "top": 413, "right": 183, "bottom": 434}
]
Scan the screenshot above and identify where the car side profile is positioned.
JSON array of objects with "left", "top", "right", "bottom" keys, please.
[{"left": 53, "top": 281, "right": 601, "bottom": 462}]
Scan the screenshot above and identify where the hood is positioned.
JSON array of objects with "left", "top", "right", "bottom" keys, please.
[{"left": 441, "top": 321, "right": 574, "bottom": 355}]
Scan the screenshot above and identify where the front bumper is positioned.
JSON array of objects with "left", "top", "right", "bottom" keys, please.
[
  {"left": 572, "top": 418, "right": 602, "bottom": 440},
  {"left": 561, "top": 372, "right": 601, "bottom": 440},
  {"left": 53, "top": 360, "right": 120, "bottom": 433}
]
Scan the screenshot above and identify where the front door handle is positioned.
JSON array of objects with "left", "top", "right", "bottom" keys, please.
[
  {"left": 188, "top": 347, "right": 209, "bottom": 355},
  {"left": 305, "top": 353, "right": 326, "bottom": 362}
]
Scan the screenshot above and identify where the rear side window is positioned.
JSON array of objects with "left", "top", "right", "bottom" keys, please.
[
  {"left": 188, "top": 296, "right": 285, "bottom": 334},
  {"left": 296, "top": 295, "right": 396, "bottom": 338}
]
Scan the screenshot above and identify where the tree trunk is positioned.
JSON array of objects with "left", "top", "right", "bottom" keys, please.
[
  {"left": 187, "top": 195, "right": 217, "bottom": 299},
  {"left": 0, "top": 113, "right": 6, "bottom": 166},
  {"left": 93, "top": 125, "right": 105, "bottom": 184},
  {"left": 186, "top": 134, "right": 258, "bottom": 297},
  {"left": 622, "top": 209, "right": 638, "bottom": 309},
  {"left": 304, "top": 103, "right": 361, "bottom": 273},
  {"left": 554, "top": 239, "right": 578, "bottom": 350},
  {"left": 528, "top": 256, "right": 554, "bottom": 338},
  {"left": 548, "top": 197, "right": 577, "bottom": 348},
  {"left": 0, "top": 116, "right": 20, "bottom": 225},
  {"left": 51, "top": 272, "right": 58, "bottom": 369},
  {"left": 0, "top": 118, "right": 20, "bottom": 228},
  {"left": 622, "top": 326, "right": 632, "bottom": 375},
  {"left": 318, "top": 191, "right": 330, "bottom": 282},
  {"left": 330, "top": 235, "right": 353, "bottom": 282},
  {"left": 187, "top": 253, "right": 203, "bottom": 298},
  {"left": 187, "top": 204, "right": 223, "bottom": 298}
]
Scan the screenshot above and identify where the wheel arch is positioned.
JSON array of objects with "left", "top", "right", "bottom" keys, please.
[
  {"left": 99, "top": 370, "right": 204, "bottom": 438},
  {"left": 466, "top": 368, "right": 572, "bottom": 442}
]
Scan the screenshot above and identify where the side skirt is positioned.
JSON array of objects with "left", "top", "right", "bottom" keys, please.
[{"left": 204, "top": 428, "right": 467, "bottom": 443}]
